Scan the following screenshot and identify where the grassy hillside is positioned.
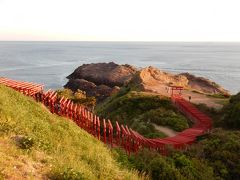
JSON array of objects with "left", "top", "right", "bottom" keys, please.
[
  {"left": 96, "top": 88, "right": 189, "bottom": 138},
  {"left": 0, "top": 85, "right": 141, "bottom": 180}
]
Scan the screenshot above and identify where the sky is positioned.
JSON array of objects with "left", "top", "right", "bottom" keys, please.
[{"left": 0, "top": 0, "right": 240, "bottom": 41}]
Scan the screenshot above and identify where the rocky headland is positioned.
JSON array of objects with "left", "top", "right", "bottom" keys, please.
[{"left": 65, "top": 62, "right": 230, "bottom": 102}]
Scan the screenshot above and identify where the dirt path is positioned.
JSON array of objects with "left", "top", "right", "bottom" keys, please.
[
  {"left": 181, "top": 90, "right": 224, "bottom": 109},
  {"left": 143, "top": 84, "right": 224, "bottom": 109},
  {"left": 152, "top": 123, "right": 178, "bottom": 137}
]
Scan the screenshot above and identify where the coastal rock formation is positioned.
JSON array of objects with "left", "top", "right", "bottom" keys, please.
[
  {"left": 65, "top": 62, "right": 136, "bottom": 101},
  {"left": 67, "top": 62, "right": 137, "bottom": 87},
  {"left": 65, "top": 62, "right": 230, "bottom": 102},
  {"left": 129, "top": 66, "right": 188, "bottom": 95},
  {"left": 138, "top": 66, "right": 188, "bottom": 87},
  {"left": 129, "top": 66, "right": 229, "bottom": 96},
  {"left": 180, "top": 73, "right": 230, "bottom": 95},
  {"left": 65, "top": 79, "right": 96, "bottom": 93}
]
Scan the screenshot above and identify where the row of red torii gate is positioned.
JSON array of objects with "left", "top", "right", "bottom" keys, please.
[{"left": 0, "top": 77, "right": 212, "bottom": 155}]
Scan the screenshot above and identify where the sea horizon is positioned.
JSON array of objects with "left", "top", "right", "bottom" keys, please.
[{"left": 1, "top": 40, "right": 240, "bottom": 43}]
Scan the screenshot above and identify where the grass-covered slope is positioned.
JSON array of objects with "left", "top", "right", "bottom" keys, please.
[
  {"left": 96, "top": 88, "right": 188, "bottom": 138},
  {"left": 0, "top": 85, "right": 140, "bottom": 180}
]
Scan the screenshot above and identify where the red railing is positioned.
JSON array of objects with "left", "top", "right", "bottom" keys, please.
[
  {"left": 0, "top": 77, "right": 212, "bottom": 155},
  {"left": 0, "top": 77, "right": 44, "bottom": 98}
]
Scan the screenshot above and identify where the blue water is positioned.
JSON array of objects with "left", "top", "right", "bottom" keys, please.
[{"left": 0, "top": 41, "right": 240, "bottom": 94}]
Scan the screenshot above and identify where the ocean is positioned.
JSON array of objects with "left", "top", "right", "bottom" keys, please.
[{"left": 0, "top": 41, "right": 240, "bottom": 94}]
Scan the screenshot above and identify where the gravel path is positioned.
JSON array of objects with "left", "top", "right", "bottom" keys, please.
[{"left": 152, "top": 123, "right": 178, "bottom": 137}]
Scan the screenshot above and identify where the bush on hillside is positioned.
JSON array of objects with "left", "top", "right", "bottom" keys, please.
[
  {"left": 186, "top": 128, "right": 240, "bottom": 179},
  {"left": 131, "top": 119, "right": 166, "bottom": 138},
  {"left": 139, "top": 108, "right": 189, "bottom": 131},
  {"left": 195, "top": 103, "right": 221, "bottom": 126},
  {"left": 49, "top": 168, "right": 84, "bottom": 180},
  {"left": 220, "top": 92, "right": 240, "bottom": 129},
  {"left": 115, "top": 128, "right": 240, "bottom": 180},
  {"left": 13, "top": 135, "right": 34, "bottom": 150},
  {"left": 115, "top": 148, "right": 215, "bottom": 180},
  {"left": 56, "top": 89, "right": 96, "bottom": 108},
  {"left": 96, "top": 90, "right": 188, "bottom": 137}
]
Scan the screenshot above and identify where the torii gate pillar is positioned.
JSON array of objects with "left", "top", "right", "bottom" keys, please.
[{"left": 170, "top": 86, "right": 183, "bottom": 97}]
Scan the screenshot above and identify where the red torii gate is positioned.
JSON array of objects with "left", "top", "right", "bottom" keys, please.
[{"left": 170, "top": 85, "right": 183, "bottom": 96}]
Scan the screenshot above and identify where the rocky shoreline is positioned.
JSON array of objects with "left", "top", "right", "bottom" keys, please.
[{"left": 65, "top": 62, "right": 230, "bottom": 101}]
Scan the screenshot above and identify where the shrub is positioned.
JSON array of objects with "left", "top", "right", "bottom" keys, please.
[
  {"left": 96, "top": 90, "right": 188, "bottom": 137},
  {"left": 49, "top": 168, "right": 84, "bottom": 180},
  {"left": 147, "top": 157, "right": 181, "bottom": 180},
  {"left": 186, "top": 129, "right": 240, "bottom": 179},
  {"left": 219, "top": 92, "right": 240, "bottom": 129},
  {"left": 195, "top": 103, "right": 221, "bottom": 126},
  {"left": 56, "top": 89, "right": 96, "bottom": 108},
  {"left": 140, "top": 108, "right": 189, "bottom": 131},
  {"left": 13, "top": 135, "right": 34, "bottom": 150}
]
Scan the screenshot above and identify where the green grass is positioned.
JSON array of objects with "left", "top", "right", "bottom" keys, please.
[
  {"left": 214, "top": 98, "right": 230, "bottom": 106},
  {"left": 207, "top": 93, "right": 230, "bottom": 99},
  {"left": 0, "top": 85, "right": 142, "bottom": 179},
  {"left": 191, "top": 89, "right": 203, "bottom": 94}
]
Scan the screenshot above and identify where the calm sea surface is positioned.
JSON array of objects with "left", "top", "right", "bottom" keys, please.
[{"left": 0, "top": 41, "right": 240, "bottom": 94}]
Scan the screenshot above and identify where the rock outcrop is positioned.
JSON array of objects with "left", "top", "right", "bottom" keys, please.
[
  {"left": 138, "top": 66, "right": 188, "bottom": 87},
  {"left": 129, "top": 66, "right": 229, "bottom": 96},
  {"left": 65, "top": 79, "right": 96, "bottom": 93},
  {"left": 65, "top": 62, "right": 137, "bottom": 101},
  {"left": 180, "top": 73, "right": 229, "bottom": 95},
  {"left": 67, "top": 62, "right": 137, "bottom": 87},
  {"left": 129, "top": 66, "right": 188, "bottom": 95}
]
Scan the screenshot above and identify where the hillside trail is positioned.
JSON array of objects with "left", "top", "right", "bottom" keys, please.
[{"left": 152, "top": 124, "right": 177, "bottom": 137}]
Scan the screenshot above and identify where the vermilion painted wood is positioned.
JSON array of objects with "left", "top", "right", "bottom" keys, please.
[
  {"left": 97, "top": 118, "right": 101, "bottom": 140},
  {"left": 0, "top": 77, "right": 43, "bottom": 97},
  {"left": 103, "top": 119, "right": 107, "bottom": 143},
  {"left": 1, "top": 78, "right": 43, "bottom": 92},
  {"left": 108, "top": 120, "right": 113, "bottom": 147},
  {"left": 93, "top": 115, "right": 97, "bottom": 137},
  {"left": 115, "top": 121, "right": 121, "bottom": 145}
]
